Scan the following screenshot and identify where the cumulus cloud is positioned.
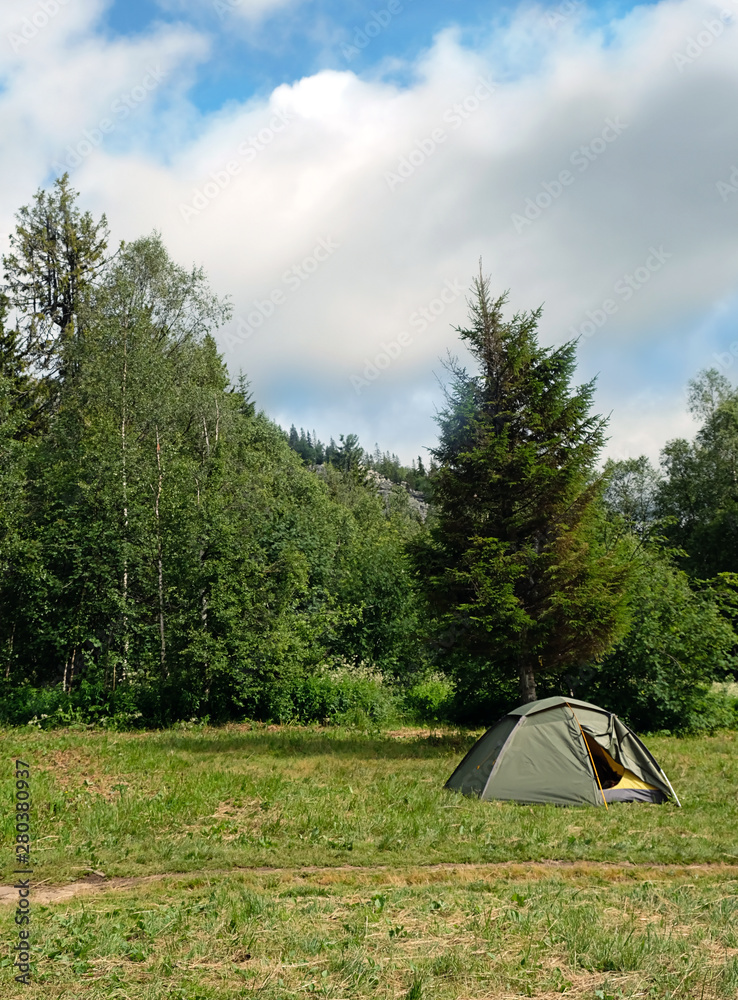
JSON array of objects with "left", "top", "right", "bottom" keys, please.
[
  {"left": 2, "top": 0, "right": 737, "bottom": 461},
  {"left": 0, "top": 0, "right": 208, "bottom": 241}
]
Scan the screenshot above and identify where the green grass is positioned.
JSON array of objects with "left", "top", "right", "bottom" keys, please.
[
  {"left": 1, "top": 724, "right": 736, "bottom": 882},
  {"left": 1, "top": 723, "right": 737, "bottom": 997},
  {"left": 1, "top": 866, "right": 737, "bottom": 998}
]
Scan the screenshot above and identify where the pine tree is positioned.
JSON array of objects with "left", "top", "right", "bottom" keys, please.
[
  {"left": 2, "top": 174, "right": 109, "bottom": 398},
  {"left": 415, "top": 271, "right": 631, "bottom": 705},
  {"left": 332, "top": 433, "right": 363, "bottom": 473}
]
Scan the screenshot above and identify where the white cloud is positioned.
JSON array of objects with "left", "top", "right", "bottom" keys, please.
[
  {"left": 2, "top": 0, "right": 738, "bottom": 461},
  {"left": 0, "top": 1, "right": 208, "bottom": 227},
  {"left": 602, "top": 392, "right": 700, "bottom": 468}
]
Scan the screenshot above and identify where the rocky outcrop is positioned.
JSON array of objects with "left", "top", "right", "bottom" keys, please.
[
  {"left": 364, "top": 469, "right": 429, "bottom": 521},
  {"left": 309, "top": 464, "right": 430, "bottom": 521}
]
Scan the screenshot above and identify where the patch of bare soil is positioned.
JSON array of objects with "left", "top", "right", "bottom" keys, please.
[
  {"left": 35, "top": 748, "right": 129, "bottom": 800},
  {"left": 181, "top": 799, "right": 282, "bottom": 840},
  {"left": 0, "top": 874, "right": 159, "bottom": 905},
  {"left": 384, "top": 728, "right": 446, "bottom": 739}
]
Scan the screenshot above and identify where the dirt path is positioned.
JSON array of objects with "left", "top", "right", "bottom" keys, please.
[{"left": 2, "top": 859, "right": 737, "bottom": 905}]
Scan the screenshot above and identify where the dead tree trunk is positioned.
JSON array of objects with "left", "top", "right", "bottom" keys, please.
[{"left": 68, "top": 647, "right": 77, "bottom": 692}]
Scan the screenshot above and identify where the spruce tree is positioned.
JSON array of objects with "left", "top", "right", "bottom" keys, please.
[
  {"left": 415, "top": 271, "right": 631, "bottom": 705},
  {"left": 2, "top": 174, "right": 109, "bottom": 394}
]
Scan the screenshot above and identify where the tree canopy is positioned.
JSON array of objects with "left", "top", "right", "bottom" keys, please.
[
  {"left": 657, "top": 369, "right": 738, "bottom": 578},
  {"left": 0, "top": 182, "right": 734, "bottom": 734},
  {"left": 0, "top": 181, "right": 425, "bottom": 725}
]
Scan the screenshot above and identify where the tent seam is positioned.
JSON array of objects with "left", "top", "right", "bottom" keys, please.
[
  {"left": 480, "top": 715, "right": 526, "bottom": 799},
  {"left": 566, "top": 702, "right": 609, "bottom": 809}
]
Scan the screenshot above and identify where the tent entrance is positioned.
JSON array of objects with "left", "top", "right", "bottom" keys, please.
[
  {"left": 582, "top": 731, "right": 662, "bottom": 800},
  {"left": 582, "top": 732, "right": 621, "bottom": 789}
]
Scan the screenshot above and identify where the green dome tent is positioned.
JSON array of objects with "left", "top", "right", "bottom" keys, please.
[{"left": 445, "top": 697, "right": 680, "bottom": 807}]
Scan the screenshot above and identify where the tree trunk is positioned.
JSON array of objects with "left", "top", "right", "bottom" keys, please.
[
  {"left": 120, "top": 327, "right": 128, "bottom": 689},
  {"left": 519, "top": 661, "right": 537, "bottom": 703},
  {"left": 69, "top": 647, "right": 77, "bottom": 692},
  {"left": 154, "top": 427, "right": 167, "bottom": 677},
  {"left": 5, "top": 624, "right": 14, "bottom": 679}
]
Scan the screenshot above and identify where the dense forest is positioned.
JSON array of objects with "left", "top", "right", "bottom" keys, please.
[{"left": 0, "top": 177, "right": 736, "bottom": 732}]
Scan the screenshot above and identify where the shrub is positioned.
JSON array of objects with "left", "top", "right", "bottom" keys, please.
[
  {"left": 0, "top": 679, "right": 146, "bottom": 729},
  {"left": 242, "top": 664, "right": 400, "bottom": 727},
  {"left": 575, "top": 551, "right": 738, "bottom": 734},
  {"left": 403, "top": 673, "right": 455, "bottom": 723},
  {"left": 703, "top": 680, "right": 738, "bottom": 731}
]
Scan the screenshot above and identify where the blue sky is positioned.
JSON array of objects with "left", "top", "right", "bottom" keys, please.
[
  {"left": 2, "top": 0, "right": 737, "bottom": 463},
  {"left": 103, "top": 1, "right": 524, "bottom": 102},
  {"left": 101, "top": 0, "right": 662, "bottom": 113}
]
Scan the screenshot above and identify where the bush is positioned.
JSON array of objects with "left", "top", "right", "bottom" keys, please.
[
  {"left": 704, "top": 681, "right": 738, "bottom": 731},
  {"left": 574, "top": 550, "right": 738, "bottom": 734},
  {"left": 439, "top": 656, "right": 520, "bottom": 726},
  {"left": 0, "top": 666, "right": 470, "bottom": 730},
  {"left": 242, "top": 665, "right": 400, "bottom": 727},
  {"left": 403, "top": 673, "right": 455, "bottom": 723},
  {"left": 0, "top": 679, "right": 146, "bottom": 729}
]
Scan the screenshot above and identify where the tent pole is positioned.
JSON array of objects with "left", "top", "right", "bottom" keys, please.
[
  {"left": 658, "top": 769, "right": 682, "bottom": 808},
  {"left": 622, "top": 723, "right": 682, "bottom": 807},
  {"left": 566, "top": 702, "right": 608, "bottom": 810}
]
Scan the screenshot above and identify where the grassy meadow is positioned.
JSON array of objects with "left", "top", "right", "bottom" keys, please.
[{"left": 1, "top": 723, "right": 737, "bottom": 998}]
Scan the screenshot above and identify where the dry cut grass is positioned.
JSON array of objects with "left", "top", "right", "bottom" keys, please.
[{"left": 1, "top": 865, "right": 736, "bottom": 999}]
